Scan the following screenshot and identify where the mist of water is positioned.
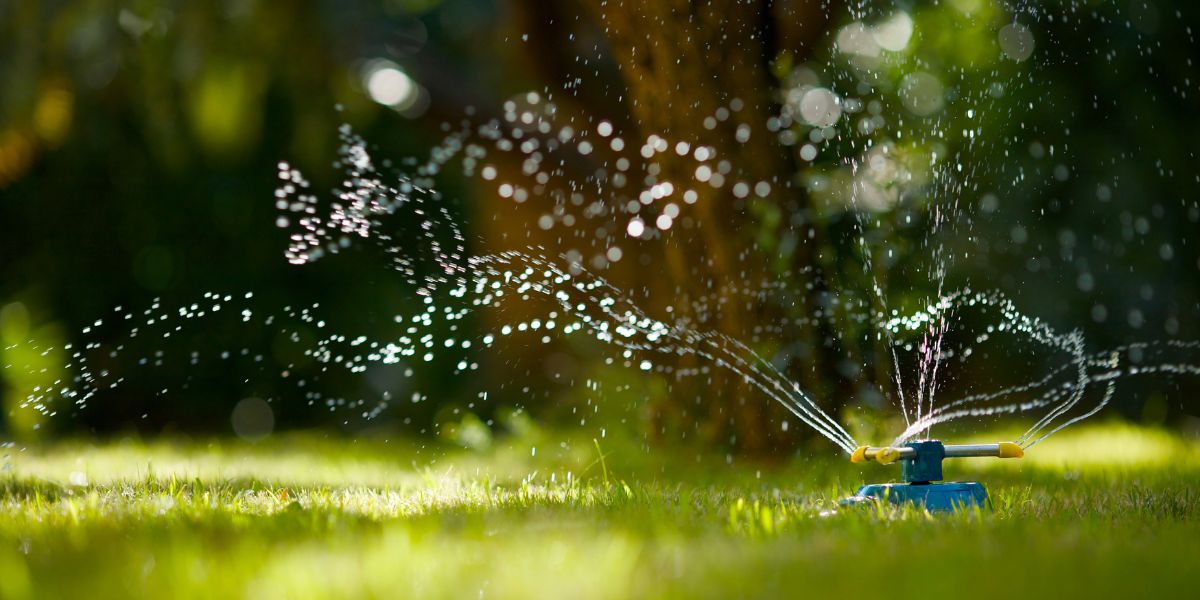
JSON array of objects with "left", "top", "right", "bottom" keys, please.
[{"left": 6, "top": 1, "right": 1200, "bottom": 456}]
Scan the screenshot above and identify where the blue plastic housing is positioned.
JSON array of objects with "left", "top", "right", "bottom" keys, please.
[
  {"left": 900, "top": 440, "right": 945, "bottom": 483},
  {"left": 847, "top": 481, "right": 990, "bottom": 512}
]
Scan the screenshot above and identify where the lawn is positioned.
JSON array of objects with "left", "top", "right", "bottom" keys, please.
[{"left": 0, "top": 421, "right": 1196, "bottom": 599}]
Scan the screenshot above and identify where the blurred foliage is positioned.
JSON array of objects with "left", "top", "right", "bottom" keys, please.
[
  {"left": 0, "top": 302, "right": 65, "bottom": 438},
  {"left": 0, "top": 0, "right": 1198, "bottom": 442},
  {"left": 0, "top": 0, "right": 508, "bottom": 435}
]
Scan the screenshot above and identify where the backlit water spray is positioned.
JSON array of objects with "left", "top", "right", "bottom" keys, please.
[
  {"left": 10, "top": 114, "right": 1198, "bottom": 462},
  {"left": 4, "top": 2, "right": 1199, "bottom": 469}
]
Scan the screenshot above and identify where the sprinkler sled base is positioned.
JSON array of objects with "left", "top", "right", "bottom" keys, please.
[{"left": 840, "top": 481, "right": 990, "bottom": 512}]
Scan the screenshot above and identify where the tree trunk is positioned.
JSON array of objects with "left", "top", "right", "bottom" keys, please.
[
  {"left": 507, "top": 0, "right": 850, "bottom": 453},
  {"left": 582, "top": 0, "right": 850, "bottom": 453}
]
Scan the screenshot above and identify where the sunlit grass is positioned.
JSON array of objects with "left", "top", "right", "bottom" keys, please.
[
  {"left": 1021, "top": 420, "right": 1200, "bottom": 468},
  {"left": 0, "top": 423, "right": 1196, "bottom": 599}
]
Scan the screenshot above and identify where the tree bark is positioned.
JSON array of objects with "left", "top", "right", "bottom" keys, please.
[{"left": 507, "top": 0, "right": 849, "bottom": 453}]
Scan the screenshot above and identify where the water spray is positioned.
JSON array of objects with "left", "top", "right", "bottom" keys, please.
[{"left": 841, "top": 440, "right": 1024, "bottom": 512}]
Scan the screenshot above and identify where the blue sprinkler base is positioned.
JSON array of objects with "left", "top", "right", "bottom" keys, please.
[{"left": 842, "top": 481, "right": 990, "bottom": 512}]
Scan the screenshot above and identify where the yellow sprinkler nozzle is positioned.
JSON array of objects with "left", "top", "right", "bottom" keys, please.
[
  {"left": 851, "top": 446, "right": 869, "bottom": 463},
  {"left": 997, "top": 441, "right": 1024, "bottom": 459},
  {"left": 875, "top": 447, "right": 902, "bottom": 465}
]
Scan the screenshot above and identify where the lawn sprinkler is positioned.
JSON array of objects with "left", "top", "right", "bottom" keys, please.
[{"left": 840, "top": 440, "right": 1024, "bottom": 512}]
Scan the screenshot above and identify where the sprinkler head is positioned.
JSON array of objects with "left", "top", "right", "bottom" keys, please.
[{"left": 841, "top": 439, "right": 1024, "bottom": 512}]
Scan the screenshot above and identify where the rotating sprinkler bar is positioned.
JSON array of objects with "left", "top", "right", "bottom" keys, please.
[
  {"left": 841, "top": 440, "right": 1024, "bottom": 512},
  {"left": 851, "top": 442, "right": 1024, "bottom": 465}
]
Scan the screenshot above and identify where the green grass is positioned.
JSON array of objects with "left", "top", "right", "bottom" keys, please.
[{"left": 0, "top": 421, "right": 1197, "bottom": 599}]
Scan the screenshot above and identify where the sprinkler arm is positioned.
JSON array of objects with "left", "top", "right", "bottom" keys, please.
[{"left": 851, "top": 442, "right": 1023, "bottom": 465}]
